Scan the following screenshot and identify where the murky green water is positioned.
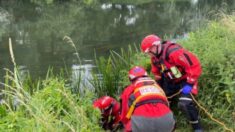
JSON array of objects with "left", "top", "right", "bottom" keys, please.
[{"left": 0, "top": 0, "right": 234, "bottom": 81}]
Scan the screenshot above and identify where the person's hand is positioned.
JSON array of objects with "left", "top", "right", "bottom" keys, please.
[
  {"left": 112, "top": 122, "right": 123, "bottom": 131},
  {"left": 182, "top": 83, "right": 193, "bottom": 94},
  {"left": 100, "top": 117, "right": 108, "bottom": 130}
]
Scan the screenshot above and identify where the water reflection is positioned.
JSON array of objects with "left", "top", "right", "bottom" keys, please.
[
  {"left": 18, "top": 65, "right": 29, "bottom": 82},
  {"left": 71, "top": 63, "right": 94, "bottom": 93},
  {"left": 191, "top": 0, "right": 199, "bottom": 5},
  {"left": 0, "top": 8, "right": 11, "bottom": 41},
  {"left": 0, "top": 0, "right": 234, "bottom": 82},
  {"left": 101, "top": 3, "right": 112, "bottom": 10}
]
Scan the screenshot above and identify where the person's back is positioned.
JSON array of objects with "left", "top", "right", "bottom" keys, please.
[
  {"left": 120, "top": 66, "right": 175, "bottom": 132},
  {"left": 129, "top": 77, "right": 175, "bottom": 132}
]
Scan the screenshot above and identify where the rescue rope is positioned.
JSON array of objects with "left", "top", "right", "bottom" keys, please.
[
  {"left": 190, "top": 93, "right": 234, "bottom": 132},
  {"left": 167, "top": 91, "right": 234, "bottom": 132},
  {"left": 167, "top": 89, "right": 182, "bottom": 99}
]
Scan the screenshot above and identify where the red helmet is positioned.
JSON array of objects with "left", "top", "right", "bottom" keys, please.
[
  {"left": 93, "top": 96, "right": 118, "bottom": 114},
  {"left": 128, "top": 66, "right": 148, "bottom": 81},
  {"left": 141, "top": 34, "right": 161, "bottom": 53},
  {"left": 93, "top": 96, "right": 120, "bottom": 129}
]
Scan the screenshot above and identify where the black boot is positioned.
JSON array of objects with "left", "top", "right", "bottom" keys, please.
[{"left": 191, "top": 121, "right": 203, "bottom": 132}]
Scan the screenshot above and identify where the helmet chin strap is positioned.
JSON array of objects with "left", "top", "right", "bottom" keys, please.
[
  {"left": 156, "top": 44, "right": 163, "bottom": 58},
  {"left": 149, "top": 51, "right": 158, "bottom": 57},
  {"left": 149, "top": 44, "right": 163, "bottom": 58}
]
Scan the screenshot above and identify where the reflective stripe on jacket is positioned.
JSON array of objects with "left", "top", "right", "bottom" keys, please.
[
  {"left": 126, "top": 77, "right": 168, "bottom": 119},
  {"left": 120, "top": 77, "right": 171, "bottom": 131},
  {"left": 151, "top": 41, "right": 202, "bottom": 85}
]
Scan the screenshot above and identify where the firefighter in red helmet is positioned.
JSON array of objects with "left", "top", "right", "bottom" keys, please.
[
  {"left": 93, "top": 96, "right": 121, "bottom": 131},
  {"left": 120, "top": 66, "right": 175, "bottom": 132},
  {"left": 141, "top": 34, "right": 203, "bottom": 132}
]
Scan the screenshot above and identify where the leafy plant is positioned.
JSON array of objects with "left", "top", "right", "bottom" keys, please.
[{"left": 93, "top": 13, "right": 235, "bottom": 131}]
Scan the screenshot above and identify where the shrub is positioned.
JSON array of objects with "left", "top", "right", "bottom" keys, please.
[
  {"left": 0, "top": 76, "right": 102, "bottom": 132},
  {"left": 93, "top": 14, "right": 235, "bottom": 131},
  {"left": 178, "top": 18, "right": 235, "bottom": 130}
]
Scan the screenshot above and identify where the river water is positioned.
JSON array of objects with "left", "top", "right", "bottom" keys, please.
[{"left": 0, "top": 0, "right": 234, "bottom": 83}]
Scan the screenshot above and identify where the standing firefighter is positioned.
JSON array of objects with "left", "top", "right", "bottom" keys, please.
[
  {"left": 141, "top": 34, "right": 203, "bottom": 132},
  {"left": 93, "top": 96, "right": 121, "bottom": 131},
  {"left": 120, "top": 66, "right": 175, "bottom": 132}
]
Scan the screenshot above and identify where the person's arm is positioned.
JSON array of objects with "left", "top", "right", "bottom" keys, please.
[
  {"left": 100, "top": 115, "right": 109, "bottom": 130},
  {"left": 170, "top": 50, "right": 202, "bottom": 94},
  {"left": 170, "top": 49, "right": 202, "bottom": 84},
  {"left": 119, "top": 85, "right": 133, "bottom": 131},
  {"left": 120, "top": 93, "right": 128, "bottom": 124},
  {"left": 110, "top": 113, "right": 122, "bottom": 131}
]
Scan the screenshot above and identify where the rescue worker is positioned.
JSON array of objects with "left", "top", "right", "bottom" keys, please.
[
  {"left": 140, "top": 34, "right": 203, "bottom": 132},
  {"left": 93, "top": 96, "right": 121, "bottom": 131},
  {"left": 120, "top": 66, "right": 175, "bottom": 132}
]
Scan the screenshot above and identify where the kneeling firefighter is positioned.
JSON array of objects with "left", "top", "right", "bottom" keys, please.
[
  {"left": 120, "top": 66, "right": 175, "bottom": 132},
  {"left": 93, "top": 96, "right": 122, "bottom": 131}
]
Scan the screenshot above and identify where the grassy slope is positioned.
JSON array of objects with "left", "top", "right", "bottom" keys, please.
[
  {"left": 0, "top": 14, "right": 234, "bottom": 132},
  {"left": 0, "top": 75, "right": 102, "bottom": 132},
  {"left": 175, "top": 16, "right": 235, "bottom": 131},
  {"left": 93, "top": 14, "right": 235, "bottom": 131},
  {"left": 168, "top": 13, "right": 235, "bottom": 131}
]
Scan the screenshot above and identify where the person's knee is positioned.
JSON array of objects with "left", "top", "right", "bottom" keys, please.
[
  {"left": 177, "top": 97, "right": 193, "bottom": 112},
  {"left": 177, "top": 97, "right": 202, "bottom": 130},
  {"left": 178, "top": 97, "right": 199, "bottom": 121}
]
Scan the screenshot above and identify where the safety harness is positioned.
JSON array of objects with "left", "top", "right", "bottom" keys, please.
[
  {"left": 153, "top": 42, "right": 185, "bottom": 81},
  {"left": 126, "top": 78, "right": 168, "bottom": 119}
]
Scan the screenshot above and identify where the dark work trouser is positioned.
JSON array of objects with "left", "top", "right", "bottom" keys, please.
[
  {"left": 158, "top": 78, "right": 202, "bottom": 130},
  {"left": 131, "top": 112, "right": 175, "bottom": 132}
]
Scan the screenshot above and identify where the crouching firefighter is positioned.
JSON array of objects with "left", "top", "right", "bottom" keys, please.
[
  {"left": 93, "top": 96, "right": 122, "bottom": 131},
  {"left": 141, "top": 34, "right": 203, "bottom": 132},
  {"left": 120, "top": 66, "right": 175, "bottom": 132}
]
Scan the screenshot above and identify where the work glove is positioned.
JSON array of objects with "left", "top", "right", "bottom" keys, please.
[{"left": 182, "top": 83, "right": 193, "bottom": 94}]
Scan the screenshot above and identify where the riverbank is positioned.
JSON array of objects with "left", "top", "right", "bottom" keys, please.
[
  {"left": 93, "top": 13, "right": 235, "bottom": 131},
  {"left": 0, "top": 13, "right": 234, "bottom": 131}
]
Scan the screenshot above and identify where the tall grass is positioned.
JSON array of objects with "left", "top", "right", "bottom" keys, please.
[
  {"left": 177, "top": 13, "right": 235, "bottom": 131},
  {"left": 0, "top": 74, "right": 102, "bottom": 132},
  {"left": 93, "top": 14, "right": 235, "bottom": 131},
  {"left": 91, "top": 44, "right": 151, "bottom": 97},
  {"left": 0, "top": 13, "right": 234, "bottom": 132},
  {"left": 63, "top": 36, "right": 83, "bottom": 94},
  {"left": 0, "top": 38, "right": 102, "bottom": 131}
]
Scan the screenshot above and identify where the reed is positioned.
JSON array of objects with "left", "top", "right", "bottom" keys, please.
[
  {"left": 0, "top": 38, "right": 102, "bottom": 132},
  {"left": 93, "top": 14, "right": 235, "bottom": 131},
  {"left": 63, "top": 35, "right": 83, "bottom": 94},
  {"left": 63, "top": 36, "right": 81, "bottom": 65},
  {"left": 91, "top": 44, "right": 150, "bottom": 97},
  {"left": 0, "top": 12, "right": 234, "bottom": 132}
]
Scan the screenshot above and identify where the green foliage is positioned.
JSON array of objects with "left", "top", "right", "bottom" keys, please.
[
  {"left": 92, "top": 56, "right": 120, "bottom": 97},
  {"left": 0, "top": 75, "right": 102, "bottom": 132},
  {"left": 176, "top": 17, "right": 235, "bottom": 131},
  {"left": 91, "top": 44, "right": 151, "bottom": 97},
  {"left": 29, "top": 0, "right": 98, "bottom": 6},
  {"left": 1, "top": 2, "right": 234, "bottom": 130},
  {"left": 29, "top": 0, "right": 185, "bottom": 5},
  {"left": 30, "top": 0, "right": 54, "bottom": 5},
  {"left": 93, "top": 14, "right": 235, "bottom": 131}
]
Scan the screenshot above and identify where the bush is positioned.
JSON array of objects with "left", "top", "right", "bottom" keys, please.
[
  {"left": 0, "top": 77, "right": 102, "bottom": 132},
  {"left": 177, "top": 18, "right": 235, "bottom": 131},
  {"left": 93, "top": 14, "right": 235, "bottom": 131}
]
